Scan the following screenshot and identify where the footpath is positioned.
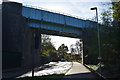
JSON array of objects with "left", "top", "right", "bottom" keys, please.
[{"left": 63, "top": 62, "right": 98, "bottom": 80}]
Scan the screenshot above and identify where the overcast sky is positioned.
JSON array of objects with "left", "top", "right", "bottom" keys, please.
[
  {"left": 2, "top": 0, "right": 111, "bottom": 20},
  {"left": 1, "top": 0, "right": 113, "bottom": 51}
]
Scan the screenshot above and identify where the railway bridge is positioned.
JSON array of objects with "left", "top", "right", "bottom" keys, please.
[{"left": 2, "top": 2, "right": 97, "bottom": 70}]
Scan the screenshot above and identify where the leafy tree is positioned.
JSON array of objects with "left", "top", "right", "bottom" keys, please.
[
  {"left": 111, "top": 1, "right": 120, "bottom": 75},
  {"left": 58, "top": 44, "right": 68, "bottom": 59},
  {"left": 75, "top": 40, "right": 83, "bottom": 57},
  {"left": 112, "top": 2, "right": 120, "bottom": 27},
  {"left": 41, "top": 34, "right": 56, "bottom": 56},
  {"left": 112, "top": 2, "right": 120, "bottom": 52},
  {"left": 101, "top": 10, "right": 112, "bottom": 26},
  {"left": 70, "top": 44, "right": 76, "bottom": 54},
  {"left": 100, "top": 5, "right": 113, "bottom": 66},
  {"left": 98, "top": 1, "right": 120, "bottom": 77},
  {"left": 70, "top": 44, "right": 76, "bottom": 60}
]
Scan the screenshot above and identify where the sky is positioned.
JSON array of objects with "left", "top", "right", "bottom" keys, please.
[
  {"left": 50, "top": 35, "right": 80, "bottom": 50},
  {"left": 1, "top": 0, "right": 113, "bottom": 51}
]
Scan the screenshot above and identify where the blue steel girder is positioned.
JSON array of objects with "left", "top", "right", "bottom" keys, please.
[{"left": 22, "top": 6, "right": 97, "bottom": 37}]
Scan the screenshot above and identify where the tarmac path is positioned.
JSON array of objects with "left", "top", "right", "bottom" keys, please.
[{"left": 64, "top": 62, "right": 98, "bottom": 80}]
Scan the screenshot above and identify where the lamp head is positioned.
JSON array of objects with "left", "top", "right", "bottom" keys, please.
[{"left": 90, "top": 7, "right": 97, "bottom": 10}]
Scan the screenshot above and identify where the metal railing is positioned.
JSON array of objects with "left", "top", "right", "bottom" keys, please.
[{"left": 23, "top": 4, "right": 85, "bottom": 20}]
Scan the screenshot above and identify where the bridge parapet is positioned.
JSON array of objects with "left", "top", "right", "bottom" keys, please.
[{"left": 22, "top": 6, "right": 97, "bottom": 29}]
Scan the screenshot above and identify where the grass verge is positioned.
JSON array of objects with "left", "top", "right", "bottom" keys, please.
[{"left": 86, "top": 65, "right": 99, "bottom": 71}]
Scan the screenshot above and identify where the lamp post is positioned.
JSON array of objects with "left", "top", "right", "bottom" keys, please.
[{"left": 90, "top": 7, "right": 101, "bottom": 73}]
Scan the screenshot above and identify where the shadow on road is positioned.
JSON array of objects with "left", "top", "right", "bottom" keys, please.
[
  {"left": 3, "top": 63, "right": 57, "bottom": 79},
  {"left": 2, "top": 69, "right": 31, "bottom": 79},
  {"left": 34, "top": 64, "right": 57, "bottom": 72}
]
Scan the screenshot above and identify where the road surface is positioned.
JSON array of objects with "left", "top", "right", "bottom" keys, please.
[
  {"left": 18, "top": 62, "right": 72, "bottom": 78},
  {"left": 3, "top": 62, "right": 72, "bottom": 79},
  {"left": 64, "top": 62, "right": 98, "bottom": 80}
]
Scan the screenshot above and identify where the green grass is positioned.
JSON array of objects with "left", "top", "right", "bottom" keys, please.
[
  {"left": 2, "top": 74, "right": 65, "bottom": 80},
  {"left": 86, "top": 63, "right": 104, "bottom": 71},
  {"left": 86, "top": 65, "right": 99, "bottom": 71}
]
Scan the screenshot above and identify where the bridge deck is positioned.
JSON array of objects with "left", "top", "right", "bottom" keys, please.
[{"left": 22, "top": 6, "right": 97, "bottom": 37}]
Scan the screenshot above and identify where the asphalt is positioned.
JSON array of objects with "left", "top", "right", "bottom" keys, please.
[
  {"left": 2, "top": 62, "right": 72, "bottom": 79},
  {"left": 63, "top": 62, "right": 98, "bottom": 80}
]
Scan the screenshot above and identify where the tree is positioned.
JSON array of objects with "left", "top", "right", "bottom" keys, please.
[
  {"left": 111, "top": 1, "right": 120, "bottom": 74},
  {"left": 58, "top": 44, "right": 68, "bottom": 59},
  {"left": 98, "top": 2, "right": 120, "bottom": 77},
  {"left": 75, "top": 40, "right": 83, "bottom": 55},
  {"left": 112, "top": 2, "right": 120, "bottom": 52},
  {"left": 112, "top": 2, "right": 120, "bottom": 27},
  {"left": 41, "top": 34, "right": 56, "bottom": 56},
  {"left": 101, "top": 10, "right": 112, "bottom": 26},
  {"left": 100, "top": 6, "right": 114, "bottom": 66},
  {"left": 70, "top": 44, "right": 76, "bottom": 60},
  {"left": 75, "top": 40, "right": 83, "bottom": 61}
]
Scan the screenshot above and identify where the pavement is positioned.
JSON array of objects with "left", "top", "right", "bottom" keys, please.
[
  {"left": 3, "top": 61, "right": 99, "bottom": 80},
  {"left": 17, "top": 61, "right": 72, "bottom": 78},
  {"left": 63, "top": 62, "right": 98, "bottom": 80}
]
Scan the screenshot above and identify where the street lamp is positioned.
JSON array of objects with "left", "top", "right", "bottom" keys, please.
[{"left": 90, "top": 7, "right": 102, "bottom": 73}]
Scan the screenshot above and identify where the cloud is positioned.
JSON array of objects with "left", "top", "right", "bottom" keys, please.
[
  {"left": 7, "top": 0, "right": 114, "bottom": 2},
  {"left": 3, "top": 0, "right": 113, "bottom": 3},
  {"left": 2, "top": 0, "right": 111, "bottom": 21}
]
